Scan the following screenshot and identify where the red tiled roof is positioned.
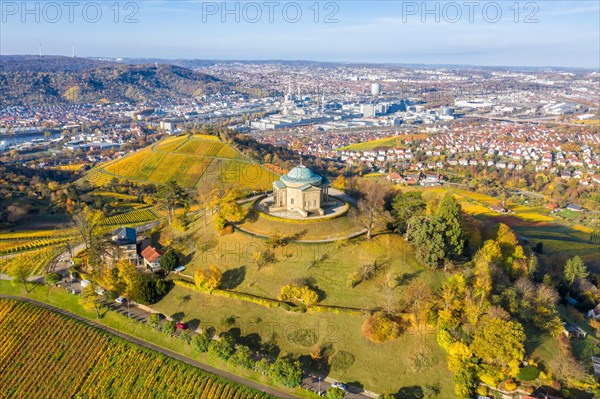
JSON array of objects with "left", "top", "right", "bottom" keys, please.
[{"left": 141, "top": 246, "right": 162, "bottom": 262}]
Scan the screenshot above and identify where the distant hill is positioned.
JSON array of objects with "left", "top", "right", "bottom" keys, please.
[
  {"left": 0, "top": 55, "right": 223, "bottom": 107},
  {"left": 0, "top": 55, "right": 117, "bottom": 72}
]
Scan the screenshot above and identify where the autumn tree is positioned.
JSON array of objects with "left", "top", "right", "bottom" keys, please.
[
  {"left": 402, "top": 279, "right": 433, "bottom": 323},
  {"left": 437, "top": 273, "right": 467, "bottom": 330},
  {"left": 332, "top": 175, "right": 346, "bottom": 190},
  {"left": 471, "top": 317, "right": 525, "bottom": 378},
  {"left": 80, "top": 284, "right": 102, "bottom": 318},
  {"left": 194, "top": 265, "right": 223, "bottom": 292},
  {"left": 350, "top": 179, "right": 393, "bottom": 239},
  {"left": 157, "top": 180, "right": 189, "bottom": 225},
  {"left": 8, "top": 262, "right": 31, "bottom": 293},
  {"left": 73, "top": 206, "right": 104, "bottom": 250}
]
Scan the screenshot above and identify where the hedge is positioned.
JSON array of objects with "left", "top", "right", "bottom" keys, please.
[
  {"left": 174, "top": 279, "right": 288, "bottom": 309},
  {"left": 173, "top": 279, "right": 366, "bottom": 315}
]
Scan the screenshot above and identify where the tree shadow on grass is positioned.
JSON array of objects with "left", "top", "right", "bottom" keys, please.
[
  {"left": 171, "top": 312, "right": 185, "bottom": 322},
  {"left": 187, "top": 318, "right": 201, "bottom": 331},
  {"left": 221, "top": 266, "right": 246, "bottom": 289},
  {"left": 395, "top": 386, "right": 423, "bottom": 399}
]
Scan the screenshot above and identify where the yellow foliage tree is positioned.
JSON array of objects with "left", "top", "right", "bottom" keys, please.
[
  {"left": 447, "top": 341, "right": 472, "bottom": 372},
  {"left": 194, "top": 265, "right": 222, "bottom": 292}
]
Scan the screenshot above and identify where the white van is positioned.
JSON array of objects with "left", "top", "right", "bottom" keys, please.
[{"left": 81, "top": 279, "right": 91, "bottom": 288}]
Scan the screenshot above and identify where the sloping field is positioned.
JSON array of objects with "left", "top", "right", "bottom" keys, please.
[
  {"left": 81, "top": 136, "right": 276, "bottom": 190},
  {"left": 0, "top": 299, "right": 275, "bottom": 399},
  {"left": 337, "top": 133, "right": 428, "bottom": 151},
  {"left": 399, "top": 185, "right": 600, "bottom": 269}
]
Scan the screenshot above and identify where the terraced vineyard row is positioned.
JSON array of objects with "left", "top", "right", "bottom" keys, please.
[
  {"left": 99, "top": 208, "right": 161, "bottom": 226},
  {"left": 0, "top": 246, "right": 63, "bottom": 274},
  {"left": 0, "top": 237, "right": 70, "bottom": 255},
  {"left": 0, "top": 229, "right": 76, "bottom": 241},
  {"left": 0, "top": 299, "right": 276, "bottom": 399}
]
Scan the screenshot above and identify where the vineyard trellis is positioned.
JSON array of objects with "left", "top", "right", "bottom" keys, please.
[
  {"left": 0, "top": 299, "right": 275, "bottom": 399},
  {"left": 99, "top": 208, "right": 161, "bottom": 226},
  {"left": 591, "top": 230, "right": 600, "bottom": 244}
]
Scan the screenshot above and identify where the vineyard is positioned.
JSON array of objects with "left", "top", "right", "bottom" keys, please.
[
  {"left": 0, "top": 237, "right": 70, "bottom": 255},
  {"left": 0, "top": 229, "right": 76, "bottom": 241},
  {"left": 80, "top": 135, "right": 276, "bottom": 190},
  {"left": 99, "top": 208, "right": 161, "bottom": 226},
  {"left": 0, "top": 246, "right": 63, "bottom": 274},
  {"left": 0, "top": 299, "right": 276, "bottom": 399}
]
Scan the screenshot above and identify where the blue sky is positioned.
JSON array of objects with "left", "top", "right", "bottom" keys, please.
[{"left": 1, "top": 1, "right": 599, "bottom": 68}]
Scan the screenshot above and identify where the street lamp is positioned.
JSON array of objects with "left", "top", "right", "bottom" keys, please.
[{"left": 318, "top": 377, "right": 321, "bottom": 396}]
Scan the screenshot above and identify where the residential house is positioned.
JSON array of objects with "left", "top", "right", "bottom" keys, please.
[
  {"left": 140, "top": 246, "right": 163, "bottom": 273},
  {"left": 587, "top": 304, "right": 600, "bottom": 319},
  {"left": 566, "top": 204, "right": 584, "bottom": 212},
  {"left": 110, "top": 227, "right": 138, "bottom": 264}
]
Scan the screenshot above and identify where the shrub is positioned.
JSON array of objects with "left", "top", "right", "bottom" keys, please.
[
  {"left": 476, "top": 386, "right": 488, "bottom": 396},
  {"left": 147, "top": 313, "right": 160, "bottom": 329},
  {"left": 179, "top": 330, "right": 192, "bottom": 344},
  {"left": 362, "top": 312, "right": 401, "bottom": 343},
  {"left": 228, "top": 345, "right": 254, "bottom": 369},
  {"left": 219, "top": 226, "right": 234, "bottom": 236},
  {"left": 208, "top": 334, "right": 235, "bottom": 360},
  {"left": 214, "top": 215, "right": 227, "bottom": 231},
  {"left": 517, "top": 365, "right": 540, "bottom": 381},
  {"left": 190, "top": 331, "right": 211, "bottom": 353},
  {"left": 504, "top": 379, "right": 517, "bottom": 391},
  {"left": 326, "top": 387, "right": 345, "bottom": 399},
  {"left": 171, "top": 217, "right": 188, "bottom": 232},
  {"left": 255, "top": 358, "right": 270, "bottom": 375},
  {"left": 162, "top": 320, "right": 176, "bottom": 335},
  {"left": 278, "top": 284, "right": 319, "bottom": 305},
  {"left": 269, "top": 357, "right": 303, "bottom": 388},
  {"left": 44, "top": 272, "right": 61, "bottom": 285}
]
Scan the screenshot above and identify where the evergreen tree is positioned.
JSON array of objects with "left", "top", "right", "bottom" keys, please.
[
  {"left": 436, "top": 193, "right": 465, "bottom": 259},
  {"left": 392, "top": 191, "right": 426, "bottom": 234},
  {"left": 564, "top": 256, "right": 588, "bottom": 286},
  {"left": 159, "top": 249, "right": 178, "bottom": 272}
]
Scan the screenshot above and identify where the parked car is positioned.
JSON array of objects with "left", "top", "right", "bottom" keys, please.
[
  {"left": 95, "top": 288, "right": 105, "bottom": 295},
  {"left": 81, "top": 279, "right": 91, "bottom": 288},
  {"left": 174, "top": 265, "right": 186, "bottom": 273},
  {"left": 331, "top": 382, "right": 347, "bottom": 391},
  {"left": 175, "top": 322, "right": 187, "bottom": 330},
  {"left": 115, "top": 297, "right": 126, "bottom": 304}
]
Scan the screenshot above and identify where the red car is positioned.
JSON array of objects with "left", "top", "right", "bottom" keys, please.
[{"left": 175, "top": 322, "right": 187, "bottom": 330}]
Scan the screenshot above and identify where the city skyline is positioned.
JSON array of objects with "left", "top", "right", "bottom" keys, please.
[{"left": 1, "top": 1, "right": 599, "bottom": 68}]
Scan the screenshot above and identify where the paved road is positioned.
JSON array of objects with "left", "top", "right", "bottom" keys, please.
[{"left": 0, "top": 295, "right": 298, "bottom": 399}]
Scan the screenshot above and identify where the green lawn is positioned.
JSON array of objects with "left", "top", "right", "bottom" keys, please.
[
  {"left": 161, "top": 215, "right": 453, "bottom": 396},
  {"left": 154, "top": 284, "right": 453, "bottom": 397},
  {"left": 237, "top": 213, "right": 362, "bottom": 241}
]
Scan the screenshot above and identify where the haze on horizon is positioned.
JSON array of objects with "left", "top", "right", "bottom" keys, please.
[{"left": 1, "top": 0, "right": 599, "bottom": 69}]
